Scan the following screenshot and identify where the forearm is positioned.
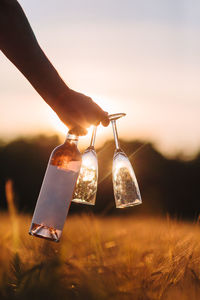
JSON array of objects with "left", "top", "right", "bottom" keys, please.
[{"left": 0, "top": 0, "right": 69, "bottom": 109}]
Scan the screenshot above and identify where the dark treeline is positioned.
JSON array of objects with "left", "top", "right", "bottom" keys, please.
[{"left": 0, "top": 135, "right": 200, "bottom": 219}]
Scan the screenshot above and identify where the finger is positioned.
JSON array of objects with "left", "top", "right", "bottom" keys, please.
[
  {"left": 101, "top": 118, "right": 109, "bottom": 127},
  {"left": 100, "top": 111, "right": 110, "bottom": 127},
  {"left": 88, "top": 112, "right": 108, "bottom": 127},
  {"left": 91, "top": 107, "right": 110, "bottom": 127},
  {"left": 96, "top": 120, "right": 100, "bottom": 126},
  {"left": 69, "top": 125, "right": 88, "bottom": 136},
  {"left": 90, "top": 119, "right": 100, "bottom": 126}
]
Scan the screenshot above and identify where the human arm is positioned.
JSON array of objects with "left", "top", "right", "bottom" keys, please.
[{"left": 0, "top": 0, "right": 109, "bottom": 134}]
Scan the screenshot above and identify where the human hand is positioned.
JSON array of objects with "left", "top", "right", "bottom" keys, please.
[{"left": 54, "top": 88, "right": 109, "bottom": 135}]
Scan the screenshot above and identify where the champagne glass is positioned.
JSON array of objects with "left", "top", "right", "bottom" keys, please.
[
  {"left": 72, "top": 126, "right": 98, "bottom": 205},
  {"left": 109, "top": 113, "right": 142, "bottom": 208}
]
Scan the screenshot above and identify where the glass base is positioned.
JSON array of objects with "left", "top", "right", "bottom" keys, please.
[
  {"left": 29, "top": 223, "right": 61, "bottom": 242},
  {"left": 116, "top": 199, "right": 142, "bottom": 208},
  {"left": 72, "top": 198, "right": 95, "bottom": 205}
]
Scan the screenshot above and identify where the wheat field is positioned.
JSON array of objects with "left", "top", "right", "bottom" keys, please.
[{"left": 0, "top": 209, "right": 200, "bottom": 300}]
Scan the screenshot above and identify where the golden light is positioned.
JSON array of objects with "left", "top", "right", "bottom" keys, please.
[
  {"left": 47, "top": 97, "right": 112, "bottom": 149},
  {"left": 48, "top": 107, "right": 106, "bottom": 136},
  {"left": 82, "top": 154, "right": 96, "bottom": 171},
  {"left": 91, "top": 96, "right": 113, "bottom": 114},
  {"left": 48, "top": 110, "right": 68, "bottom": 135},
  {"left": 86, "top": 124, "right": 105, "bottom": 139},
  {"left": 79, "top": 166, "right": 96, "bottom": 182}
]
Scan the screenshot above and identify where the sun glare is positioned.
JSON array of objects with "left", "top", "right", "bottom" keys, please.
[
  {"left": 49, "top": 111, "right": 106, "bottom": 138},
  {"left": 49, "top": 103, "right": 109, "bottom": 137},
  {"left": 87, "top": 124, "right": 105, "bottom": 139},
  {"left": 48, "top": 98, "right": 112, "bottom": 150},
  {"left": 48, "top": 110, "right": 68, "bottom": 135}
]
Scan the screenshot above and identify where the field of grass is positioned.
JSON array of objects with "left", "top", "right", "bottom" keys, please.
[{"left": 0, "top": 211, "right": 200, "bottom": 300}]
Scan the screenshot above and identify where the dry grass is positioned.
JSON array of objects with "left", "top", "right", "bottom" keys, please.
[{"left": 0, "top": 211, "right": 200, "bottom": 300}]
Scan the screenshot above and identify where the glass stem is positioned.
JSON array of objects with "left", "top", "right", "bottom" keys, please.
[
  {"left": 90, "top": 126, "right": 97, "bottom": 148},
  {"left": 111, "top": 120, "right": 120, "bottom": 150}
]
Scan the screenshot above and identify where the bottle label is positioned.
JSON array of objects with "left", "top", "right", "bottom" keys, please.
[{"left": 32, "top": 163, "right": 80, "bottom": 230}]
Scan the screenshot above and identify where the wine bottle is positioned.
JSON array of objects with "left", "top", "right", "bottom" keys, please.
[{"left": 29, "top": 133, "right": 81, "bottom": 242}]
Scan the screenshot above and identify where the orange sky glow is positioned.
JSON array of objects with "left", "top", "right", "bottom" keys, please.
[{"left": 0, "top": 0, "right": 200, "bottom": 157}]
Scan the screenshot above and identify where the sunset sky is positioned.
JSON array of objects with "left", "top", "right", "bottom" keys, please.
[{"left": 0, "top": 0, "right": 200, "bottom": 156}]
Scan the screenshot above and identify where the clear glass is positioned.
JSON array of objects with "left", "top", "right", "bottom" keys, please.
[
  {"left": 29, "top": 134, "right": 82, "bottom": 242},
  {"left": 109, "top": 113, "right": 142, "bottom": 208},
  {"left": 72, "top": 126, "right": 98, "bottom": 205}
]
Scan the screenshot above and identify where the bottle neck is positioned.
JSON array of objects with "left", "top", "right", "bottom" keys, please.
[{"left": 64, "top": 133, "right": 79, "bottom": 146}]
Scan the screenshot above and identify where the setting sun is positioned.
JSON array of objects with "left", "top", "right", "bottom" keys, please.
[{"left": 47, "top": 103, "right": 111, "bottom": 150}]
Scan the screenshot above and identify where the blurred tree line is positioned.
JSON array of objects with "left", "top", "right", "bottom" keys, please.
[{"left": 0, "top": 135, "right": 200, "bottom": 219}]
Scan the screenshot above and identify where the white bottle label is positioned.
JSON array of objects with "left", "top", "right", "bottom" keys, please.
[{"left": 32, "top": 163, "right": 80, "bottom": 230}]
